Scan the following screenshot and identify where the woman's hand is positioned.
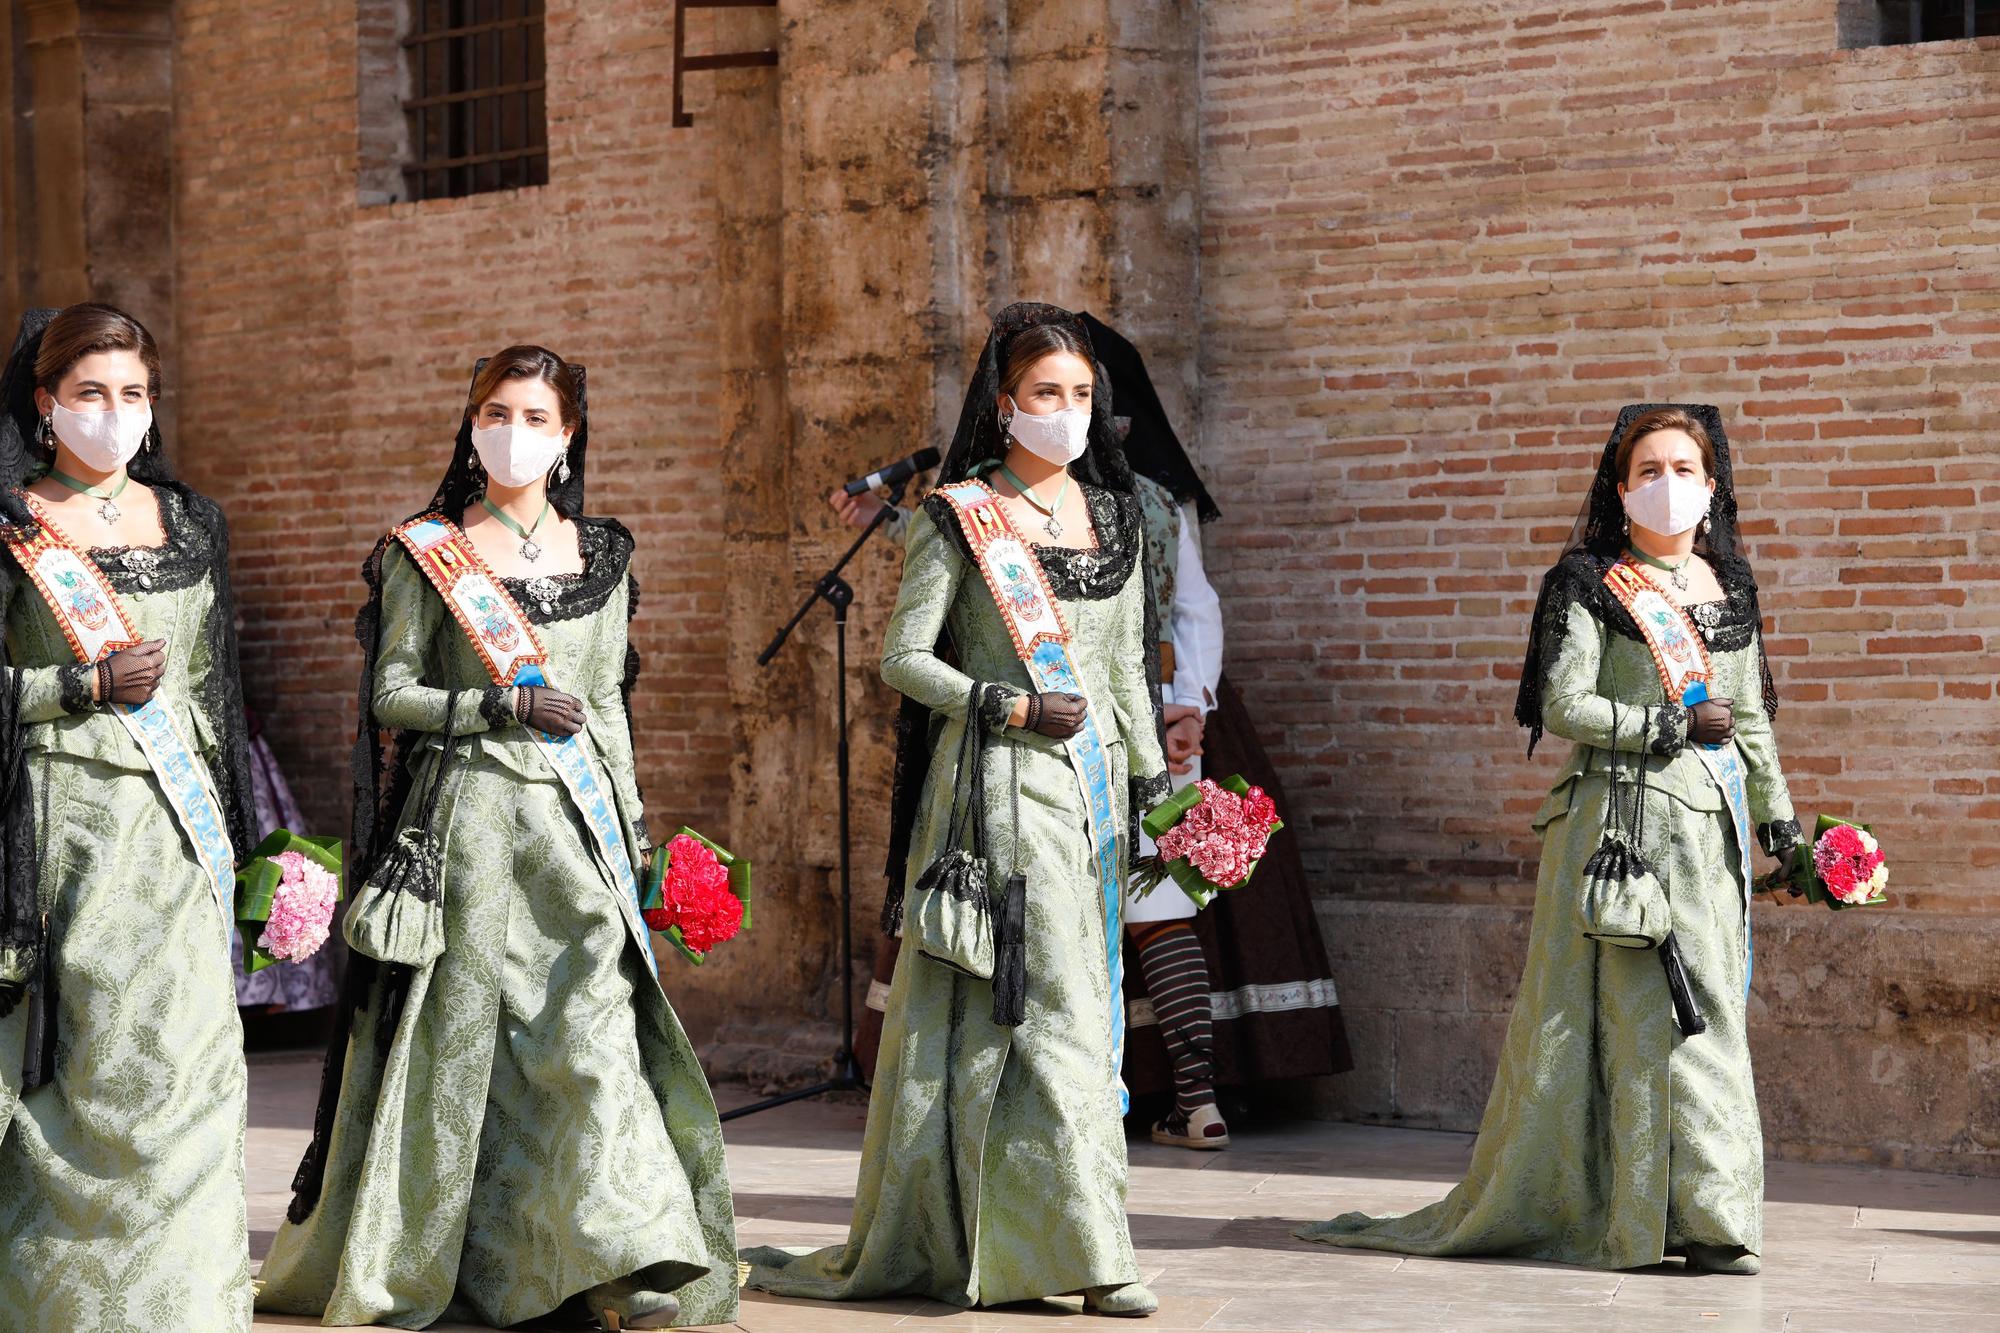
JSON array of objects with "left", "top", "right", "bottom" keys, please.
[
  {"left": 1689, "top": 696, "right": 1735, "bottom": 746},
  {"left": 828, "top": 488, "right": 887, "bottom": 530},
  {"left": 516, "top": 684, "right": 586, "bottom": 737},
  {"left": 1163, "top": 703, "right": 1204, "bottom": 775},
  {"left": 101, "top": 638, "right": 167, "bottom": 705},
  {"left": 1009, "top": 691, "right": 1088, "bottom": 739}
]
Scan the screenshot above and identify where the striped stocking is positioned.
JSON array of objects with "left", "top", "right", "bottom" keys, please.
[{"left": 1130, "top": 919, "right": 1216, "bottom": 1130}]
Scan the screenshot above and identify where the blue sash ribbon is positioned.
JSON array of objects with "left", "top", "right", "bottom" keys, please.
[
  {"left": 937, "top": 482, "right": 1129, "bottom": 1113},
  {"left": 5, "top": 498, "right": 235, "bottom": 940},
  {"left": 395, "top": 517, "right": 653, "bottom": 965}
]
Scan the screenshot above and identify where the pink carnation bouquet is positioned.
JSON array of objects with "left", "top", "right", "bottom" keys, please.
[
  {"left": 1761, "top": 815, "right": 1889, "bottom": 910},
  {"left": 1134, "top": 774, "right": 1284, "bottom": 909},
  {"left": 641, "top": 827, "right": 753, "bottom": 964},
  {"left": 234, "top": 830, "right": 344, "bottom": 972}
]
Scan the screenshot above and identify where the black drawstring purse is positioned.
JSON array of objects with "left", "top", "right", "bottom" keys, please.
[
  {"left": 342, "top": 689, "right": 466, "bottom": 968},
  {"left": 1576, "top": 702, "right": 1708, "bottom": 1037},
  {"left": 1580, "top": 704, "right": 1671, "bottom": 950},
  {"left": 908, "top": 682, "right": 1027, "bottom": 1026}
]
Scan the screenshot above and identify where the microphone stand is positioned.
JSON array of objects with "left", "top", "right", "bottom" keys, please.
[{"left": 722, "top": 478, "right": 907, "bottom": 1121}]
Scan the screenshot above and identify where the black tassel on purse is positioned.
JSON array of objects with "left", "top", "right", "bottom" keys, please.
[{"left": 990, "top": 744, "right": 1027, "bottom": 1026}]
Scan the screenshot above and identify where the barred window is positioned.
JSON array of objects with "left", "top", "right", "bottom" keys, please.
[
  {"left": 1841, "top": 1, "right": 2000, "bottom": 46},
  {"left": 402, "top": 0, "right": 548, "bottom": 201}
]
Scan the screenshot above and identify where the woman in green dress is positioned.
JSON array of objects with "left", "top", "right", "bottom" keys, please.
[
  {"left": 257, "top": 346, "right": 737, "bottom": 1330},
  {"left": 1298, "top": 403, "right": 1803, "bottom": 1274},
  {"left": 0, "top": 305, "right": 258, "bottom": 1327},
  {"left": 745, "top": 303, "right": 1171, "bottom": 1317}
]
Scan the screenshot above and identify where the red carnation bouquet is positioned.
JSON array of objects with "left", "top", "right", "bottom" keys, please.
[
  {"left": 641, "top": 828, "right": 752, "bottom": 963},
  {"left": 1761, "top": 815, "right": 1889, "bottom": 910},
  {"left": 1133, "top": 774, "right": 1284, "bottom": 909}
]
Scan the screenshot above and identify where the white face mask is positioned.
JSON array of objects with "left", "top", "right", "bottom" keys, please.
[
  {"left": 1004, "top": 400, "right": 1091, "bottom": 466},
  {"left": 49, "top": 400, "right": 152, "bottom": 472},
  {"left": 471, "top": 421, "right": 568, "bottom": 488},
  {"left": 1622, "top": 473, "right": 1712, "bottom": 537}
]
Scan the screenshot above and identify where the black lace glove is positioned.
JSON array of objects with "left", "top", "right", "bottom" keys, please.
[
  {"left": 1688, "top": 696, "right": 1735, "bottom": 747},
  {"left": 1022, "top": 691, "right": 1088, "bottom": 739},
  {"left": 515, "top": 683, "right": 585, "bottom": 737},
  {"left": 102, "top": 639, "right": 167, "bottom": 706},
  {"left": 1756, "top": 818, "right": 1807, "bottom": 895}
]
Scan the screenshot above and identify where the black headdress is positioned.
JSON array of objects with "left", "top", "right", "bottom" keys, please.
[
  {"left": 0, "top": 308, "right": 258, "bottom": 1033},
  {"left": 1078, "top": 312, "right": 1220, "bottom": 523},
  {"left": 1514, "top": 402, "right": 1777, "bottom": 755},
  {"left": 291, "top": 350, "right": 643, "bottom": 1222},
  {"left": 881, "top": 302, "right": 1167, "bottom": 920}
]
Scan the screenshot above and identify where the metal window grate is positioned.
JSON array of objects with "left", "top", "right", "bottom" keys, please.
[
  {"left": 1862, "top": 0, "right": 2000, "bottom": 44},
  {"left": 402, "top": 0, "right": 548, "bottom": 201}
]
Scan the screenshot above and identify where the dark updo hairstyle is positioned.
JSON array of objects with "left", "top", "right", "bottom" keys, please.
[
  {"left": 34, "top": 302, "right": 161, "bottom": 400},
  {"left": 998, "top": 323, "right": 1094, "bottom": 399},
  {"left": 1613, "top": 405, "right": 1717, "bottom": 485},
  {"left": 465, "top": 344, "right": 580, "bottom": 429}
]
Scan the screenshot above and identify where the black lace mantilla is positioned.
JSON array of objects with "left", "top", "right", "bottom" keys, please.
[{"left": 920, "top": 484, "right": 1141, "bottom": 602}]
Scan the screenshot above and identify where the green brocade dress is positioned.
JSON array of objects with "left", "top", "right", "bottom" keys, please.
[
  {"left": 0, "top": 490, "right": 253, "bottom": 1330},
  {"left": 745, "top": 487, "right": 1171, "bottom": 1307},
  {"left": 255, "top": 523, "right": 738, "bottom": 1328},
  {"left": 1298, "top": 575, "right": 1796, "bottom": 1268}
]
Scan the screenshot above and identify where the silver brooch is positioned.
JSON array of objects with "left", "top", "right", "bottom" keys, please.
[
  {"left": 524, "top": 575, "right": 563, "bottom": 616},
  {"left": 120, "top": 548, "right": 161, "bottom": 591}
]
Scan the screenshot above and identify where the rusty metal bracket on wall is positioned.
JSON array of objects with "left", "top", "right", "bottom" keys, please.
[{"left": 673, "top": 0, "right": 778, "bottom": 128}]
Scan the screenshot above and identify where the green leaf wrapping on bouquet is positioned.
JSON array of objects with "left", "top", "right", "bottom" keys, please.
[
  {"left": 641, "top": 825, "right": 753, "bottom": 965},
  {"left": 233, "top": 831, "right": 345, "bottom": 972},
  {"left": 1134, "top": 772, "right": 1282, "bottom": 909}
]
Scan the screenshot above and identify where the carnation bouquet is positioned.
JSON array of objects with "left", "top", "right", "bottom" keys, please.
[
  {"left": 1133, "top": 774, "right": 1284, "bottom": 909},
  {"left": 1761, "top": 815, "right": 1889, "bottom": 910},
  {"left": 641, "top": 827, "right": 752, "bottom": 964},
  {"left": 235, "top": 830, "right": 344, "bottom": 972}
]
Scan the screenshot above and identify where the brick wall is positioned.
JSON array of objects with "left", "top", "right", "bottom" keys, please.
[
  {"left": 172, "top": 3, "right": 733, "bottom": 907},
  {"left": 1200, "top": 3, "right": 2000, "bottom": 1167}
]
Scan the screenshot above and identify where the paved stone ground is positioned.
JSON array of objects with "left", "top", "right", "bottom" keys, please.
[{"left": 245, "top": 1051, "right": 2000, "bottom": 1331}]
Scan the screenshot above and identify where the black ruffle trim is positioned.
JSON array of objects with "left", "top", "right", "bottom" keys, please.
[
  {"left": 89, "top": 487, "right": 212, "bottom": 595},
  {"left": 1758, "top": 818, "right": 1804, "bottom": 857},
  {"left": 478, "top": 684, "right": 514, "bottom": 730},
  {"left": 56, "top": 662, "right": 95, "bottom": 715},
  {"left": 491, "top": 517, "right": 631, "bottom": 624},
  {"left": 1650, "top": 703, "right": 1690, "bottom": 757},
  {"left": 921, "top": 484, "right": 1142, "bottom": 602}
]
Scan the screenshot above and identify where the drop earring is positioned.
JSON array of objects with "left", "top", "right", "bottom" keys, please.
[
  {"left": 36, "top": 416, "right": 51, "bottom": 449},
  {"left": 554, "top": 450, "right": 571, "bottom": 486}
]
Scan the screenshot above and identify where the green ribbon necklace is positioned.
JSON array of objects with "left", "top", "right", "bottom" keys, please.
[
  {"left": 999, "top": 464, "right": 1070, "bottom": 540},
  {"left": 51, "top": 467, "right": 130, "bottom": 524},
  {"left": 1627, "top": 542, "right": 1694, "bottom": 593},
  {"left": 481, "top": 494, "right": 551, "bottom": 563}
]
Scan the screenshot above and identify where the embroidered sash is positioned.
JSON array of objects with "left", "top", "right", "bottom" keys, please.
[
  {"left": 1603, "top": 559, "right": 1756, "bottom": 979},
  {"left": 3, "top": 494, "right": 235, "bottom": 936},
  {"left": 392, "top": 515, "right": 653, "bottom": 964},
  {"left": 934, "top": 481, "right": 1130, "bottom": 1113}
]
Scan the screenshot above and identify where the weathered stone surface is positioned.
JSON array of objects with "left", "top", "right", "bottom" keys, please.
[{"left": 1315, "top": 898, "right": 2000, "bottom": 1175}]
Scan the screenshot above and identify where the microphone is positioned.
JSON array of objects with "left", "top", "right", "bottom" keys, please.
[{"left": 842, "top": 447, "right": 940, "bottom": 497}]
